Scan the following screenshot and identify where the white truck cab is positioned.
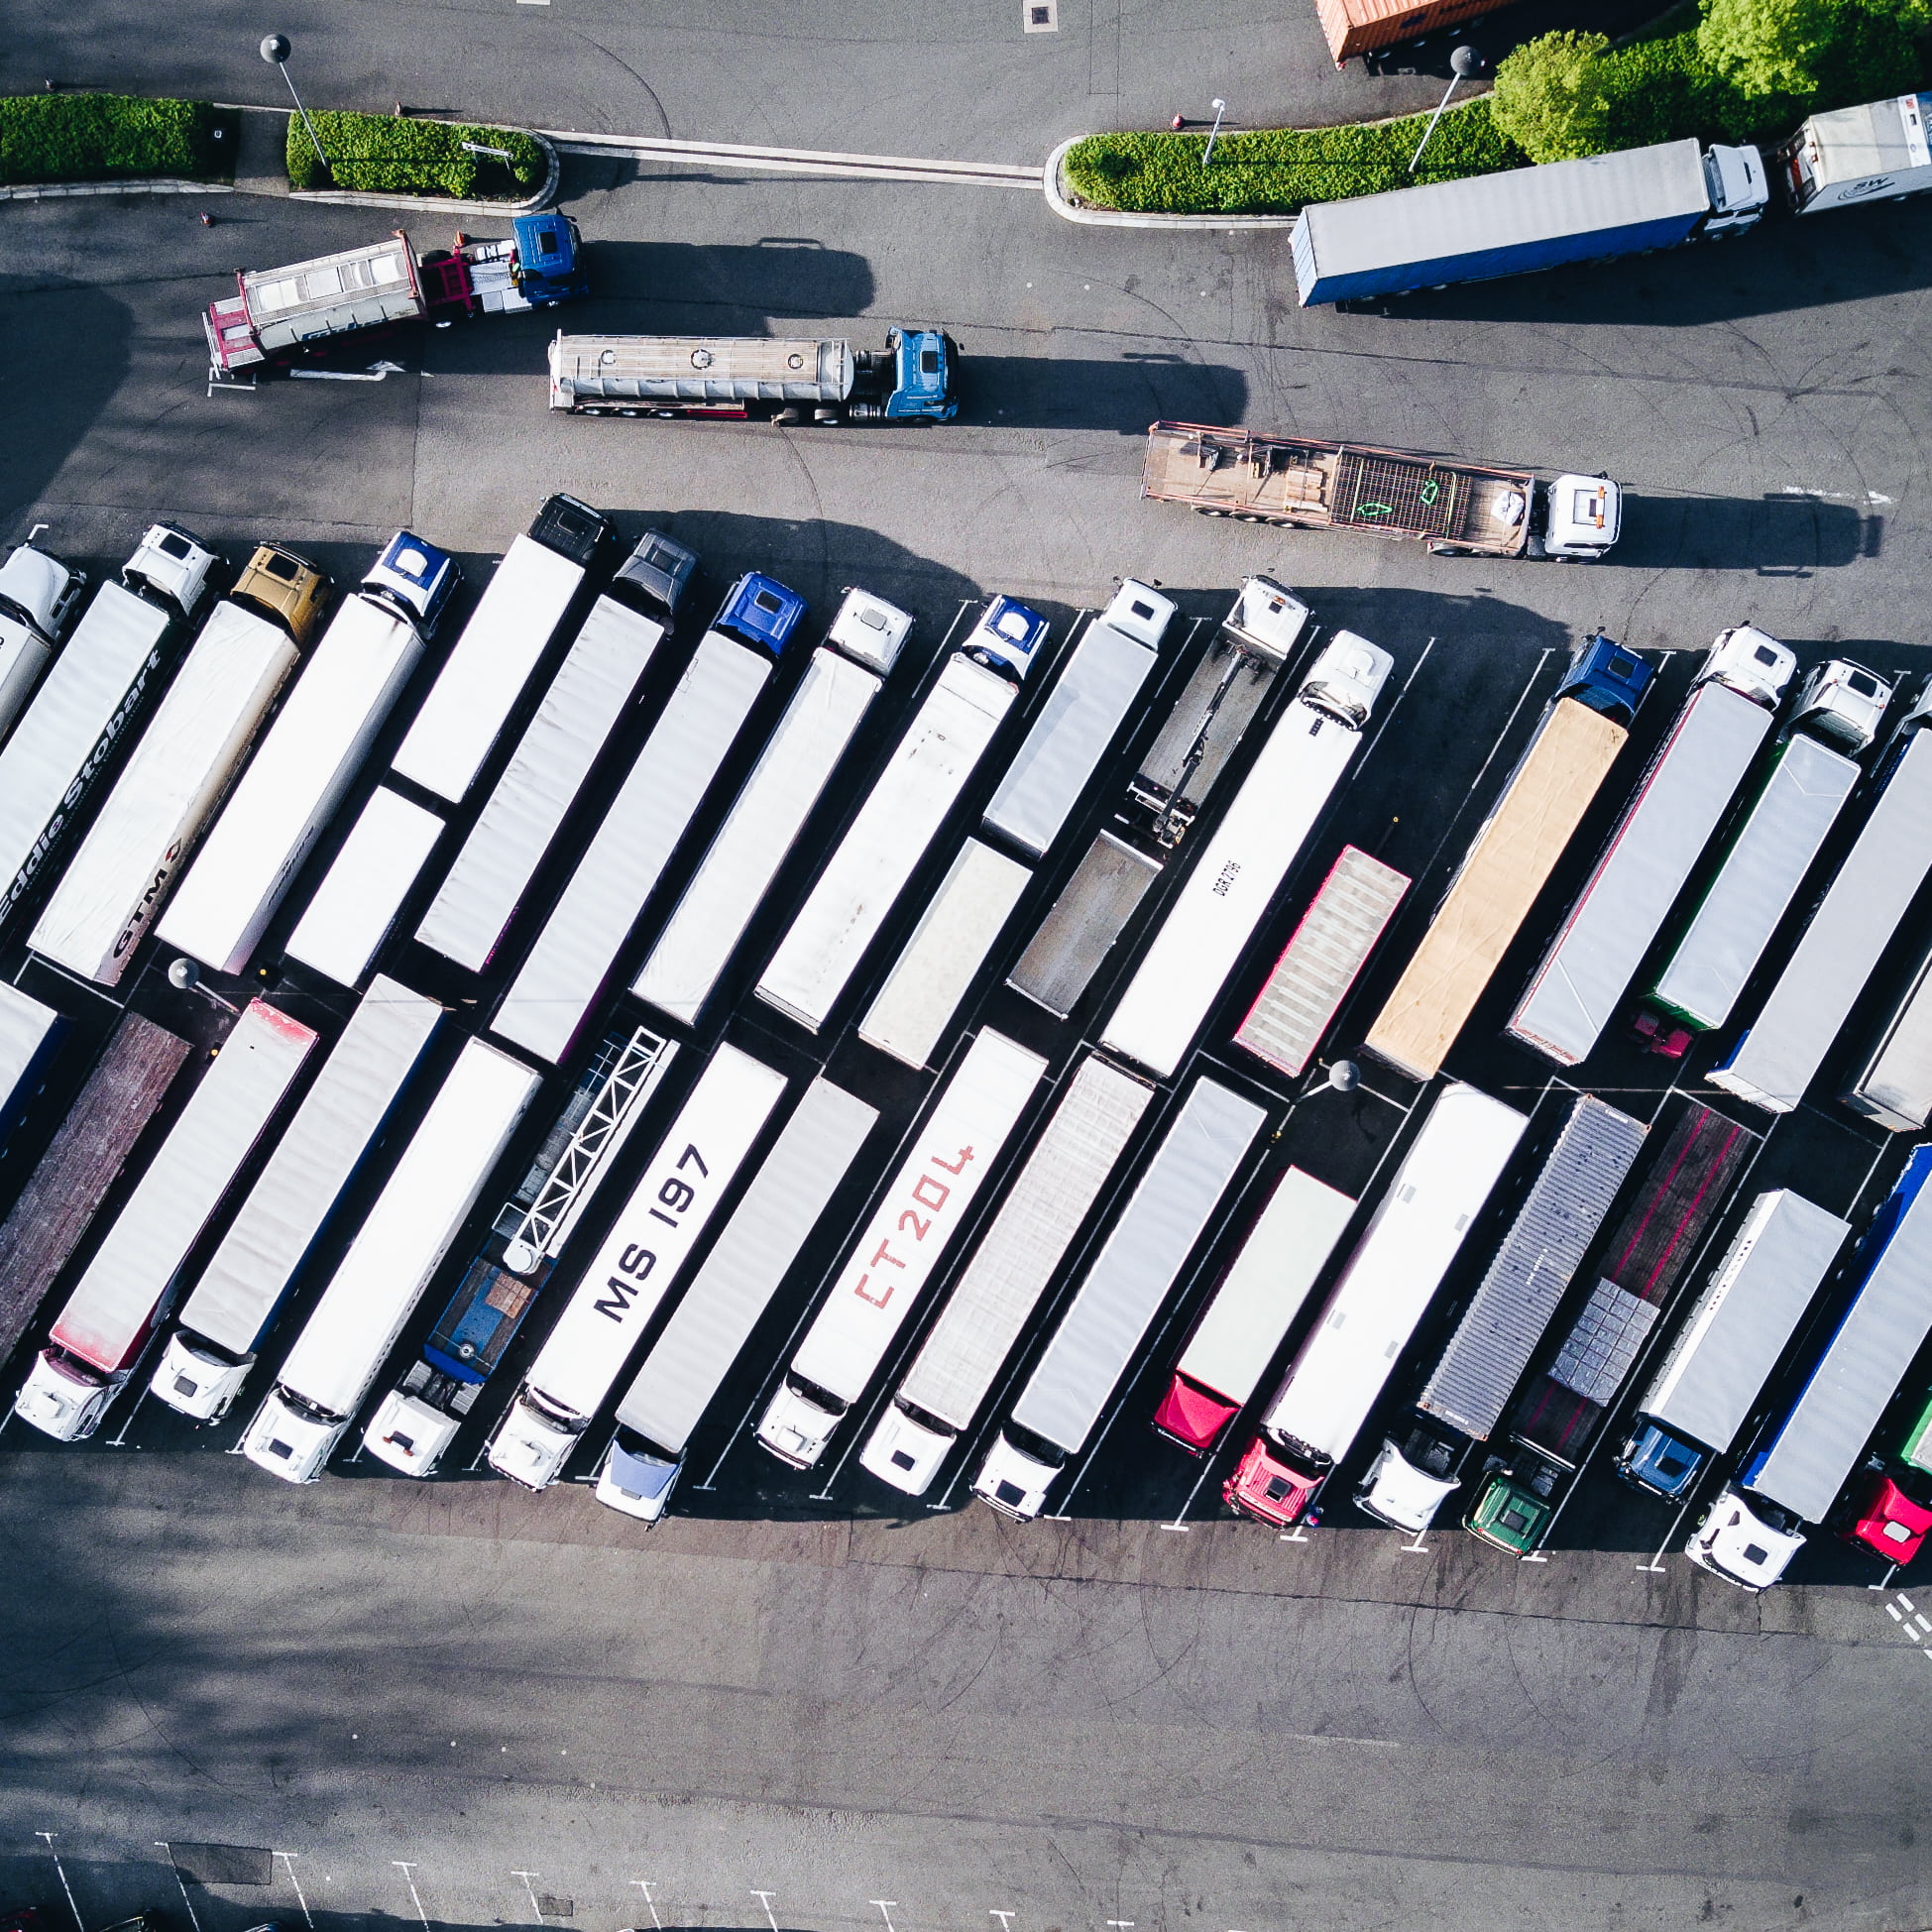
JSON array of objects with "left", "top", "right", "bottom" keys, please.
[
  {"left": 1301, "top": 628, "right": 1395, "bottom": 727},
  {"left": 858, "top": 1403, "right": 956, "bottom": 1497},
  {"left": 487, "top": 1389, "right": 578, "bottom": 1490},
  {"left": 1684, "top": 1486, "right": 1807, "bottom": 1590},
  {"left": 1357, "top": 1439, "right": 1460, "bottom": 1533},
  {"left": 1703, "top": 143, "right": 1769, "bottom": 233},
  {"left": 1535, "top": 475, "right": 1624, "bottom": 559},
  {"left": 362, "top": 1388, "right": 461, "bottom": 1476},
  {"left": 241, "top": 1391, "right": 343, "bottom": 1483},
  {"left": 124, "top": 524, "right": 219, "bottom": 622},
  {"left": 1223, "top": 576, "right": 1312, "bottom": 661},
  {"left": 1702, "top": 625, "right": 1798, "bottom": 710},
  {"left": 754, "top": 1376, "right": 844, "bottom": 1469},
  {"left": 1100, "top": 578, "right": 1177, "bottom": 649},
  {"left": 827, "top": 587, "right": 913, "bottom": 673},
  {"left": 150, "top": 1331, "right": 253, "bottom": 1421},
  {"left": 1790, "top": 658, "right": 1894, "bottom": 754},
  {"left": 0, "top": 538, "right": 84, "bottom": 741},
  {"left": 14, "top": 1350, "right": 111, "bottom": 1440},
  {"left": 972, "top": 1428, "right": 1063, "bottom": 1521},
  {"left": 593, "top": 1433, "right": 683, "bottom": 1522}
]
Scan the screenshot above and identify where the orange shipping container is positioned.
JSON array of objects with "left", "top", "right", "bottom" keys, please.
[{"left": 1312, "top": 0, "right": 1521, "bottom": 65}]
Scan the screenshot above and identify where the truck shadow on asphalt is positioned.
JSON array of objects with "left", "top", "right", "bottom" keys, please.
[
  {"left": 956, "top": 354, "right": 1248, "bottom": 435},
  {"left": 1599, "top": 494, "right": 1872, "bottom": 573},
  {"left": 0, "top": 276, "right": 131, "bottom": 524}
]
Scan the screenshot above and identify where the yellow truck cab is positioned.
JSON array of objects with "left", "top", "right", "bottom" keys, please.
[{"left": 231, "top": 544, "right": 331, "bottom": 644}]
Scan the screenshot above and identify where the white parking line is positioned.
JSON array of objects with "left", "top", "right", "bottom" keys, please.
[
  {"left": 751, "top": 1891, "right": 780, "bottom": 1932},
  {"left": 155, "top": 1844, "right": 202, "bottom": 1932},
  {"left": 394, "top": 1862, "right": 431, "bottom": 1932},
  {"left": 37, "top": 1832, "right": 81, "bottom": 1932},
  {"left": 630, "top": 1881, "right": 663, "bottom": 1930},
  {"left": 275, "top": 1852, "right": 314, "bottom": 1929}
]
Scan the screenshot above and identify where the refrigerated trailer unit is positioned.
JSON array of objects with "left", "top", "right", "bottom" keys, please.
[
  {"left": 240, "top": 1038, "right": 540, "bottom": 1483},
  {"left": 1508, "top": 629, "right": 1795, "bottom": 1068},
  {"left": 488, "top": 1044, "right": 788, "bottom": 1490},
  {"left": 1101, "top": 630, "right": 1395, "bottom": 1080},
  {"left": 1365, "top": 638, "right": 1651, "bottom": 1082},
  {"left": 284, "top": 787, "right": 444, "bottom": 987},
  {"left": 755, "top": 1030, "right": 1047, "bottom": 1471},
  {"left": 595, "top": 1078, "right": 880, "bottom": 1521},
  {"left": 1617, "top": 1191, "right": 1849, "bottom": 1502},
  {"left": 1465, "top": 1102, "right": 1754, "bottom": 1555},
  {"left": 28, "top": 600, "right": 299, "bottom": 985},
  {"left": 13, "top": 1001, "right": 316, "bottom": 1441},
  {"left": 1354, "top": 1093, "right": 1648, "bottom": 1534},
  {"left": 973, "top": 1075, "right": 1266, "bottom": 1521},
  {"left": 417, "top": 596, "right": 662, "bottom": 972},
  {"left": 858, "top": 1054, "right": 1155, "bottom": 1498},
  {"left": 149, "top": 979, "right": 443, "bottom": 1421},
  {"left": 1222, "top": 1082, "right": 1527, "bottom": 1530},
  {"left": 1687, "top": 1147, "right": 1932, "bottom": 1589}
]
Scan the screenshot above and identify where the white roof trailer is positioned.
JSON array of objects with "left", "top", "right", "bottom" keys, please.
[
  {"left": 488, "top": 1044, "right": 789, "bottom": 1490},
  {"left": 755, "top": 1029, "right": 1047, "bottom": 1470},
  {"left": 973, "top": 1075, "right": 1266, "bottom": 1521},
  {"left": 633, "top": 646, "right": 882, "bottom": 1026},
  {"left": 418, "top": 597, "right": 662, "bottom": 972},
  {"left": 241, "top": 1037, "right": 539, "bottom": 1483},
  {"left": 29, "top": 601, "right": 298, "bottom": 986},
  {"left": 391, "top": 534, "right": 584, "bottom": 804},
  {"left": 494, "top": 632, "right": 773, "bottom": 1064},
  {"left": 160, "top": 593, "right": 426, "bottom": 975},
  {"left": 152, "top": 978, "right": 443, "bottom": 1421},
  {"left": 284, "top": 787, "right": 444, "bottom": 988},
  {"left": 595, "top": 1077, "right": 880, "bottom": 1521},
  {"left": 860, "top": 1054, "right": 1155, "bottom": 1498},
  {"left": 13, "top": 1001, "right": 317, "bottom": 1443},
  {"left": 0, "top": 982, "right": 64, "bottom": 1142},
  {"left": 0, "top": 580, "right": 177, "bottom": 918},
  {"left": 756, "top": 654, "right": 1018, "bottom": 1034}
]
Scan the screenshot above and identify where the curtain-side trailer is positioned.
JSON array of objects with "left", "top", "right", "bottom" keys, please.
[
  {"left": 13, "top": 1001, "right": 317, "bottom": 1441},
  {"left": 284, "top": 786, "right": 444, "bottom": 988}
]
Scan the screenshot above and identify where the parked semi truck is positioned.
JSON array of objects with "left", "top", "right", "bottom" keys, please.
[
  {"left": 149, "top": 979, "right": 443, "bottom": 1421},
  {"left": 0, "top": 534, "right": 89, "bottom": 743},
  {"left": 1776, "top": 91, "right": 1932, "bottom": 214},
  {"left": 14, "top": 1001, "right": 316, "bottom": 1441},
  {"left": 1465, "top": 1102, "right": 1753, "bottom": 1555},
  {"left": 1223, "top": 1082, "right": 1527, "bottom": 1530},
  {"left": 284, "top": 786, "right": 444, "bottom": 988},
  {"left": 1366, "top": 638, "right": 1650, "bottom": 1083},
  {"left": 1687, "top": 1146, "right": 1932, "bottom": 1588},
  {"left": 859, "top": 1054, "right": 1155, "bottom": 1498},
  {"left": 755, "top": 1028, "right": 1048, "bottom": 1470},
  {"left": 1354, "top": 1094, "right": 1648, "bottom": 1534},
  {"left": 548, "top": 326, "right": 959, "bottom": 422},
  {"left": 974, "top": 1076, "right": 1267, "bottom": 1521},
  {"left": 595, "top": 1079, "right": 880, "bottom": 1522},
  {"left": 205, "top": 216, "right": 588, "bottom": 378},
  {"left": 1508, "top": 627, "right": 1796, "bottom": 1068},
  {"left": 493, "top": 577, "right": 804, "bottom": 1064},
  {"left": 242, "top": 1038, "right": 540, "bottom": 1483},
  {"left": 488, "top": 1044, "right": 788, "bottom": 1490},
  {"left": 1142, "top": 423, "right": 1623, "bottom": 560},
  {"left": 1101, "top": 628, "right": 1394, "bottom": 1080}
]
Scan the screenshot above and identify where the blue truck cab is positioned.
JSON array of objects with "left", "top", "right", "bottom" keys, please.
[
  {"left": 1617, "top": 1418, "right": 1708, "bottom": 1499},
  {"left": 713, "top": 572, "right": 806, "bottom": 657},
  {"left": 1556, "top": 633, "right": 1651, "bottom": 727},
  {"left": 511, "top": 212, "right": 590, "bottom": 306},
  {"left": 961, "top": 594, "right": 1047, "bottom": 684},
  {"left": 362, "top": 529, "right": 460, "bottom": 637},
  {"left": 881, "top": 327, "right": 959, "bottom": 421}
]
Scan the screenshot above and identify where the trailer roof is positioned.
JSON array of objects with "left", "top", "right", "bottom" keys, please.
[
  {"left": 285, "top": 787, "right": 445, "bottom": 990},
  {"left": 0, "top": 983, "right": 60, "bottom": 1119},
  {"left": 1007, "top": 831, "right": 1162, "bottom": 1020},
  {"left": 550, "top": 334, "right": 854, "bottom": 403},
  {"left": 243, "top": 238, "right": 421, "bottom": 350},
  {"left": 1807, "top": 93, "right": 1930, "bottom": 185}
]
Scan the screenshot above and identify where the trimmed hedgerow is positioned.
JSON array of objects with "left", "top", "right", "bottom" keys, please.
[
  {"left": 286, "top": 110, "right": 543, "bottom": 197},
  {"left": 0, "top": 92, "right": 235, "bottom": 185}
]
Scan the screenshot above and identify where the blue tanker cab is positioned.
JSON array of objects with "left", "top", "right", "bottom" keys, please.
[
  {"left": 963, "top": 594, "right": 1048, "bottom": 683},
  {"left": 714, "top": 572, "right": 807, "bottom": 658},
  {"left": 885, "top": 328, "right": 959, "bottom": 421},
  {"left": 362, "top": 529, "right": 460, "bottom": 638}
]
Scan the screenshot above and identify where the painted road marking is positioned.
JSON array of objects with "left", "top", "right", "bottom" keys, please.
[
  {"left": 275, "top": 1852, "right": 314, "bottom": 1929},
  {"left": 545, "top": 129, "right": 1042, "bottom": 188}
]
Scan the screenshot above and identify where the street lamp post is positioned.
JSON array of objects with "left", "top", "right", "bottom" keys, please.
[
  {"left": 1410, "top": 44, "right": 1480, "bottom": 173},
  {"left": 1201, "top": 97, "right": 1228, "bottom": 169},
  {"left": 261, "top": 33, "right": 331, "bottom": 180}
]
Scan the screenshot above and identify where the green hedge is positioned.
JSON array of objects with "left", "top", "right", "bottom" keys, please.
[
  {"left": 0, "top": 92, "right": 235, "bottom": 186},
  {"left": 287, "top": 110, "right": 544, "bottom": 197},
  {"left": 1063, "top": 99, "right": 1523, "bottom": 216}
]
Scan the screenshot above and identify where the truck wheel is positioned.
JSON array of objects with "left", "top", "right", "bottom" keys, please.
[{"left": 1195, "top": 506, "right": 1227, "bottom": 517}]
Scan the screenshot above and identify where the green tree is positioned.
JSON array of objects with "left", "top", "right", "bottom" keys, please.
[
  {"left": 1490, "top": 31, "right": 1616, "bottom": 163},
  {"left": 1698, "top": 0, "right": 1931, "bottom": 98}
]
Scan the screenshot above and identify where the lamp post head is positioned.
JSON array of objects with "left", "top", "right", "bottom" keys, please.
[
  {"left": 260, "top": 33, "right": 290, "bottom": 64},
  {"left": 168, "top": 957, "right": 200, "bottom": 992},
  {"left": 1211, "top": 97, "right": 1226, "bottom": 112},
  {"left": 1449, "top": 44, "right": 1480, "bottom": 77}
]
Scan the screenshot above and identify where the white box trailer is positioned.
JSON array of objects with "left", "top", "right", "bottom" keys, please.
[
  {"left": 594, "top": 1077, "right": 880, "bottom": 1521},
  {"left": 1007, "top": 831, "right": 1164, "bottom": 1019},
  {"left": 240, "top": 1037, "right": 539, "bottom": 1483},
  {"left": 160, "top": 593, "right": 426, "bottom": 975},
  {"left": 1101, "top": 631, "right": 1395, "bottom": 1080},
  {"left": 0, "top": 982, "right": 65, "bottom": 1143},
  {"left": 487, "top": 1043, "right": 788, "bottom": 1489},
  {"left": 0, "top": 579, "right": 178, "bottom": 920},
  {"left": 756, "top": 653, "right": 1019, "bottom": 1034},
  {"left": 151, "top": 978, "right": 443, "bottom": 1421},
  {"left": 1779, "top": 91, "right": 1932, "bottom": 214},
  {"left": 391, "top": 534, "right": 584, "bottom": 804},
  {"left": 857, "top": 839, "right": 1031, "bottom": 1070},
  {"left": 284, "top": 786, "right": 444, "bottom": 988},
  {"left": 1234, "top": 846, "right": 1410, "bottom": 1079},
  {"left": 1715, "top": 724, "right": 1932, "bottom": 1114},
  {"left": 1648, "top": 732, "right": 1861, "bottom": 1032},
  {"left": 1509, "top": 632, "right": 1794, "bottom": 1067},
  {"left": 28, "top": 601, "right": 298, "bottom": 986},
  {"left": 418, "top": 597, "right": 662, "bottom": 972},
  {"left": 981, "top": 583, "right": 1173, "bottom": 859},
  {"left": 494, "top": 631, "right": 773, "bottom": 1064},
  {"left": 859, "top": 1054, "right": 1155, "bottom": 1497},
  {"left": 1845, "top": 946, "right": 1932, "bottom": 1132},
  {"left": 755, "top": 1028, "right": 1047, "bottom": 1469},
  {"left": 973, "top": 1075, "right": 1266, "bottom": 1520},
  {"left": 632, "top": 646, "right": 882, "bottom": 1026},
  {"left": 13, "top": 1000, "right": 317, "bottom": 1442}
]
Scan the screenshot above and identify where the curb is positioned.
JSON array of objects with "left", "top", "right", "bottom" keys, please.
[
  {"left": 0, "top": 177, "right": 236, "bottom": 204},
  {"left": 289, "top": 128, "right": 561, "bottom": 217},
  {"left": 1043, "top": 136, "right": 1301, "bottom": 230}
]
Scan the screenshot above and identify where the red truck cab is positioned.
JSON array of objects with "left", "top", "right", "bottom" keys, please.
[
  {"left": 1223, "top": 1434, "right": 1320, "bottom": 1527},
  {"left": 1843, "top": 1474, "right": 1932, "bottom": 1566}
]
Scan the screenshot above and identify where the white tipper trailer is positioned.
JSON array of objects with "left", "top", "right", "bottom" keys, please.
[
  {"left": 12, "top": 1000, "right": 317, "bottom": 1441},
  {"left": 160, "top": 591, "right": 428, "bottom": 975},
  {"left": 972, "top": 1074, "right": 1267, "bottom": 1521},
  {"left": 493, "top": 630, "right": 773, "bottom": 1064},
  {"left": 593, "top": 1077, "right": 881, "bottom": 1521},
  {"left": 1714, "top": 704, "right": 1932, "bottom": 1114},
  {"left": 487, "top": 1043, "right": 788, "bottom": 1489},
  {"left": 284, "top": 786, "right": 444, "bottom": 987},
  {"left": 150, "top": 978, "right": 443, "bottom": 1421},
  {"left": 390, "top": 533, "right": 584, "bottom": 805},
  {"left": 1101, "top": 630, "right": 1396, "bottom": 1080},
  {"left": 240, "top": 1037, "right": 540, "bottom": 1482},
  {"left": 417, "top": 596, "right": 662, "bottom": 972},
  {"left": 28, "top": 600, "right": 298, "bottom": 985},
  {"left": 1508, "top": 627, "right": 1796, "bottom": 1067},
  {"left": 754, "top": 1028, "right": 1048, "bottom": 1470},
  {"left": 858, "top": 1053, "right": 1155, "bottom": 1497}
]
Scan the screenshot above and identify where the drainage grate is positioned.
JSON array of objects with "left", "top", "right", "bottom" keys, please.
[
  {"left": 1025, "top": 0, "right": 1058, "bottom": 30},
  {"left": 168, "top": 1844, "right": 274, "bottom": 1886},
  {"left": 537, "top": 1898, "right": 575, "bottom": 1918}
]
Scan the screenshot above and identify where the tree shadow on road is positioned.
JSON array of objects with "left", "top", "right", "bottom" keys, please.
[{"left": 0, "top": 276, "right": 132, "bottom": 527}]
